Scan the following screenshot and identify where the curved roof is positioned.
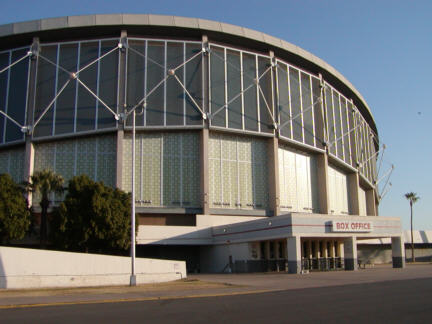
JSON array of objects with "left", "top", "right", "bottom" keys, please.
[{"left": 0, "top": 14, "right": 377, "bottom": 134}]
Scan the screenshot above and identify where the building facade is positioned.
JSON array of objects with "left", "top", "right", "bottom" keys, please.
[{"left": 0, "top": 14, "right": 403, "bottom": 273}]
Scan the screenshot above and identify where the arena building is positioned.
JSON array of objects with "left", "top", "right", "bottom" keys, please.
[{"left": 0, "top": 14, "right": 404, "bottom": 273}]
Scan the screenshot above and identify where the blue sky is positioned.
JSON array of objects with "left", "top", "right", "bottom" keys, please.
[{"left": 0, "top": 1, "right": 430, "bottom": 230}]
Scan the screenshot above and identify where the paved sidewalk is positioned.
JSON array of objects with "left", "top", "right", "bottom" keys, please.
[{"left": 0, "top": 263, "right": 431, "bottom": 308}]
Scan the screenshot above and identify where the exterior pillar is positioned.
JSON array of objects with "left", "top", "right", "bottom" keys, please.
[
  {"left": 344, "top": 236, "right": 358, "bottom": 270},
  {"left": 314, "top": 240, "right": 320, "bottom": 258},
  {"left": 316, "top": 153, "right": 329, "bottom": 214},
  {"left": 267, "top": 137, "right": 280, "bottom": 216},
  {"left": 200, "top": 128, "right": 210, "bottom": 214},
  {"left": 329, "top": 241, "right": 335, "bottom": 258},
  {"left": 391, "top": 236, "right": 405, "bottom": 268},
  {"left": 322, "top": 240, "right": 328, "bottom": 258},
  {"left": 286, "top": 236, "right": 301, "bottom": 274},
  {"left": 348, "top": 173, "right": 360, "bottom": 215},
  {"left": 366, "top": 189, "right": 377, "bottom": 216}
]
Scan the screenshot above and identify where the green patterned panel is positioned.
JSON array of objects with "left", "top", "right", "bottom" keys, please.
[
  {"left": 253, "top": 162, "right": 267, "bottom": 208},
  {"left": 55, "top": 141, "right": 75, "bottom": 182},
  {"left": 0, "top": 148, "right": 25, "bottom": 182},
  {"left": 76, "top": 138, "right": 96, "bottom": 180},
  {"left": 221, "top": 160, "right": 231, "bottom": 207},
  {"left": 278, "top": 148, "right": 286, "bottom": 208},
  {"left": 209, "top": 158, "right": 221, "bottom": 207},
  {"left": 122, "top": 135, "right": 132, "bottom": 192},
  {"left": 96, "top": 136, "right": 116, "bottom": 188},
  {"left": 182, "top": 133, "right": 200, "bottom": 207},
  {"left": 0, "top": 151, "right": 8, "bottom": 175},
  {"left": 239, "top": 161, "right": 253, "bottom": 209},
  {"left": 209, "top": 134, "right": 220, "bottom": 159},
  {"left": 34, "top": 142, "right": 55, "bottom": 172},
  {"left": 230, "top": 160, "right": 239, "bottom": 208}
]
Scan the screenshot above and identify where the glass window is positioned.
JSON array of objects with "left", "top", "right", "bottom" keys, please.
[
  {"left": 185, "top": 43, "right": 203, "bottom": 126},
  {"left": 289, "top": 67, "right": 302, "bottom": 142},
  {"left": 301, "top": 72, "right": 314, "bottom": 146},
  {"left": 277, "top": 63, "right": 291, "bottom": 139},
  {"left": 76, "top": 41, "right": 98, "bottom": 132},
  {"left": 332, "top": 91, "right": 343, "bottom": 161},
  {"left": 7, "top": 49, "right": 29, "bottom": 142},
  {"left": 348, "top": 103, "right": 357, "bottom": 168},
  {"left": 227, "top": 50, "right": 242, "bottom": 130},
  {"left": 312, "top": 77, "right": 324, "bottom": 149},
  {"left": 34, "top": 45, "right": 57, "bottom": 138},
  {"left": 146, "top": 41, "right": 165, "bottom": 126},
  {"left": 209, "top": 46, "right": 226, "bottom": 127},
  {"left": 325, "top": 86, "right": 335, "bottom": 155},
  {"left": 0, "top": 52, "right": 9, "bottom": 143},
  {"left": 126, "top": 40, "right": 146, "bottom": 127},
  {"left": 166, "top": 42, "right": 184, "bottom": 126},
  {"left": 242, "top": 53, "right": 258, "bottom": 132},
  {"left": 258, "top": 57, "right": 273, "bottom": 133},
  {"left": 55, "top": 43, "right": 78, "bottom": 135},
  {"left": 340, "top": 97, "right": 350, "bottom": 165},
  {"left": 97, "top": 40, "right": 118, "bottom": 129}
]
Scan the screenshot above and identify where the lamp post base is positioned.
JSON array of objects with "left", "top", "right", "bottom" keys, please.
[{"left": 130, "top": 274, "right": 137, "bottom": 286}]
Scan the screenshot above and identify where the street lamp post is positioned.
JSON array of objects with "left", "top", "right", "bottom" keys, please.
[{"left": 130, "top": 109, "right": 137, "bottom": 286}]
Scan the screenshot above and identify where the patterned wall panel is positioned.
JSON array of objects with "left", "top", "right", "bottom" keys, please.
[
  {"left": 123, "top": 131, "right": 200, "bottom": 208},
  {"left": 209, "top": 132, "right": 269, "bottom": 210},
  {"left": 34, "top": 134, "right": 116, "bottom": 188},
  {"left": 0, "top": 146, "right": 25, "bottom": 182},
  {"left": 278, "top": 145, "right": 318, "bottom": 213}
]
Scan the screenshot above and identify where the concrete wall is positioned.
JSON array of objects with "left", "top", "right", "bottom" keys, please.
[
  {"left": 0, "top": 246, "right": 186, "bottom": 289},
  {"left": 137, "top": 214, "right": 264, "bottom": 245},
  {"left": 200, "top": 243, "right": 249, "bottom": 273},
  {"left": 358, "top": 244, "right": 432, "bottom": 264}
]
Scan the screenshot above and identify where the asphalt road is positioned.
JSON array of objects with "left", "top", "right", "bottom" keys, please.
[{"left": 1, "top": 277, "right": 431, "bottom": 323}]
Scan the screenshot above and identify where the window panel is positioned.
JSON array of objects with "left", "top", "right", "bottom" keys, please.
[
  {"left": 277, "top": 63, "right": 291, "bottom": 139},
  {"left": 0, "top": 52, "right": 9, "bottom": 143},
  {"left": 7, "top": 49, "right": 29, "bottom": 142},
  {"left": 97, "top": 40, "right": 118, "bottom": 129},
  {"left": 76, "top": 42, "right": 98, "bottom": 132},
  {"left": 301, "top": 72, "right": 314, "bottom": 146},
  {"left": 258, "top": 57, "right": 273, "bottom": 133},
  {"left": 348, "top": 103, "right": 357, "bottom": 167},
  {"left": 340, "top": 97, "right": 350, "bottom": 165},
  {"left": 289, "top": 67, "right": 302, "bottom": 142},
  {"left": 185, "top": 43, "right": 203, "bottom": 125},
  {"left": 210, "top": 46, "right": 226, "bottom": 127},
  {"left": 34, "top": 45, "right": 57, "bottom": 138},
  {"left": 166, "top": 42, "right": 184, "bottom": 126},
  {"left": 312, "top": 77, "right": 324, "bottom": 149},
  {"left": 126, "top": 40, "right": 146, "bottom": 127},
  {"left": 227, "top": 50, "right": 242, "bottom": 130},
  {"left": 325, "top": 86, "right": 335, "bottom": 155},
  {"left": 243, "top": 53, "right": 258, "bottom": 131},
  {"left": 332, "top": 91, "right": 343, "bottom": 160},
  {"left": 146, "top": 41, "right": 165, "bottom": 126},
  {"left": 55, "top": 43, "right": 78, "bottom": 135}
]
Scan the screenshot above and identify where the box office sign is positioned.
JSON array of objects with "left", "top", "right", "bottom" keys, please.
[{"left": 332, "top": 221, "right": 373, "bottom": 232}]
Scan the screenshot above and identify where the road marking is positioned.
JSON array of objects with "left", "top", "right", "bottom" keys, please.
[{"left": 0, "top": 289, "right": 275, "bottom": 309}]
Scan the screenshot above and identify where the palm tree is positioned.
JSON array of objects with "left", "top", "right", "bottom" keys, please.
[
  {"left": 405, "top": 192, "right": 420, "bottom": 262},
  {"left": 27, "top": 170, "right": 64, "bottom": 248}
]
